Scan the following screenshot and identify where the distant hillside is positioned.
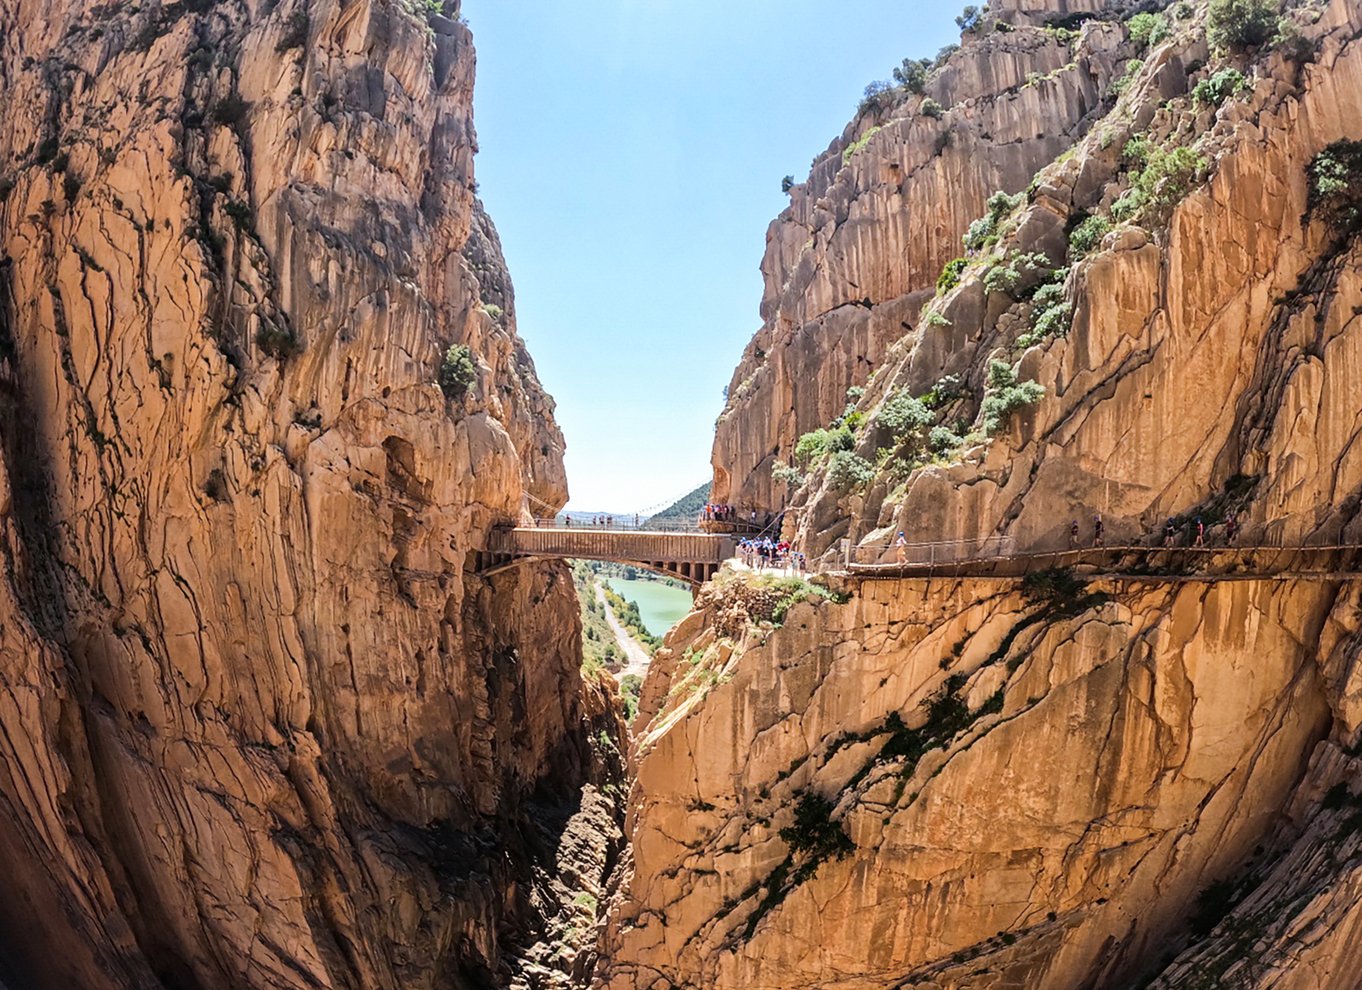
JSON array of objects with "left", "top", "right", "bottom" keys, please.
[{"left": 646, "top": 483, "right": 711, "bottom": 527}]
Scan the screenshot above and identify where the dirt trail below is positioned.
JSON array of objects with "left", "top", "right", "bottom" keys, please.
[{"left": 598, "top": 583, "right": 651, "bottom": 680}]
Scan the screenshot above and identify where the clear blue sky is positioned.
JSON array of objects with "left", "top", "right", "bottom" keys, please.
[{"left": 466, "top": 1, "right": 961, "bottom": 513}]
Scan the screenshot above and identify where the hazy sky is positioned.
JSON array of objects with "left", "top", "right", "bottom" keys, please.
[{"left": 466, "top": 1, "right": 962, "bottom": 512}]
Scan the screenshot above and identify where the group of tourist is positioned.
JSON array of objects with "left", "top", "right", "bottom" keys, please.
[
  {"left": 701, "top": 503, "right": 782, "bottom": 533},
  {"left": 701, "top": 503, "right": 741, "bottom": 524},
  {"left": 1059, "top": 512, "right": 1242, "bottom": 548},
  {"left": 738, "top": 537, "right": 807, "bottom": 574},
  {"left": 557, "top": 514, "right": 642, "bottom": 528}
]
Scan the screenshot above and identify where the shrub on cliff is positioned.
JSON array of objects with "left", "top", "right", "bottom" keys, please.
[
  {"left": 857, "top": 80, "right": 896, "bottom": 115},
  {"left": 1192, "top": 67, "right": 1248, "bottom": 106},
  {"left": 874, "top": 390, "right": 933, "bottom": 447},
  {"left": 827, "top": 451, "right": 874, "bottom": 492},
  {"left": 963, "top": 190, "right": 1023, "bottom": 252},
  {"left": 981, "top": 361, "right": 1045, "bottom": 435},
  {"left": 276, "top": 10, "right": 309, "bottom": 51},
  {"left": 955, "top": 5, "right": 983, "bottom": 33},
  {"left": 1069, "top": 214, "right": 1111, "bottom": 258},
  {"left": 771, "top": 461, "right": 805, "bottom": 489},
  {"left": 1207, "top": 0, "right": 1280, "bottom": 52},
  {"left": 893, "top": 57, "right": 930, "bottom": 94},
  {"left": 439, "top": 344, "right": 476, "bottom": 398},
  {"left": 1126, "top": 12, "right": 1169, "bottom": 51},
  {"left": 1308, "top": 141, "right": 1362, "bottom": 233},
  {"left": 779, "top": 792, "right": 853, "bottom": 875},
  {"left": 781, "top": 174, "right": 795, "bottom": 194},
  {"left": 937, "top": 257, "right": 968, "bottom": 293},
  {"left": 795, "top": 425, "right": 854, "bottom": 465},
  {"left": 920, "top": 98, "right": 945, "bottom": 120}
]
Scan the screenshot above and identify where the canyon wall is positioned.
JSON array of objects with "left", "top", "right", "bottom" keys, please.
[
  {"left": 606, "top": 0, "right": 1362, "bottom": 987},
  {"left": 601, "top": 573, "right": 1352, "bottom": 988},
  {"left": 0, "top": 1, "right": 618, "bottom": 988}
]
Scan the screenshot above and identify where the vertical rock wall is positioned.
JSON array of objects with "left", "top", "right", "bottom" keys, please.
[{"left": 0, "top": 1, "right": 618, "bottom": 987}]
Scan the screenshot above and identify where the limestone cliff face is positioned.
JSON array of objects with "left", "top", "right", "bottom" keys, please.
[
  {"left": 712, "top": 0, "right": 1129, "bottom": 516},
  {"left": 601, "top": 575, "right": 1345, "bottom": 988},
  {"left": 731, "top": 0, "right": 1362, "bottom": 559},
  {"left": 604, "top": 0, "right": 1362, "bottom": 987},
  {"left": 0, "top": 1, "right": 618, "bottom": 988}
]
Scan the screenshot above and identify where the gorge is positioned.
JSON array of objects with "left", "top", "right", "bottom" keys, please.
[{"left": 2, "top": 0, "right": 1362, "bottom": 989}]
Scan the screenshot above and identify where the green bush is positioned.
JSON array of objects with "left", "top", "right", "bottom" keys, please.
[
  {"left": 772, "top": 461, "right": 805, "bottom": 488},
  {"left": 1111, "top": 187, "right": 1147, "bottom": 222},
  {"left": 827, "top": 450, "right": 874, "bottom": 491},
  {"left": 1123, "top": 134, "right": 1153, "bottom": 169},
  {"left": 794, "top": 425, "right": 854, "bottom": 465},
  {"left": 893, "top": 58, "right": 930, "bottom": 94},
  {"left": 875, "top": 390, "right": 933, "bottom": 448},
  {"left": 276, "top": 10, "right": 309, "bottom": 51},
  {"left": 983, "top": 252, "right": 1053, "bottom": 300},
  {"left": 963, "top": 190, "right": 1023, "bottom": 252},
  {"left": 927, "top": 425, "right": 964, "bottom": 455},
  {"left": 223, "top": 200, "right": 252, "bottom": 231},
  {"left": 937, "top": 256, "right": 968, "bottom": 293},
  {"left": 1308, "top": 140, "right": 1362, "bottom": 233},
  {"left": 1207, "top": 0, "right": 1280, "bottom": 52},
  {"left": 858, "top": 80, "right": 896, "bottom": 115},
  {"left": 1111, "top": 58, "right": 1144, "bottom": 96},
  {"left": 779, "top": 792, "right": 853, "bottom": 871},
  {"left": 842, "top": 125, "right": 883, "bottom": 164},
  {"left": 1135, "top": 145, "right": 1208, "bottom": 220},
  {"left": 257, "top": 325, "right": 302, "bottom": 358},
  {"left": 1192, "top": 67, "right": 1248, "bottom": 106},
  {"left": 210, "top": 94, "right": 250, "bottom": 128},
  {"left": 981, "top": 361, "right": 1045, "bottom": 435},
  {"left": 439, "top": 343, "right": 476, "bottom": 398},
  {"left": 922, "top": 374, "right": 965, "bottom": 410},
  {"left": 1069, "top": 214, "right": 1111, "bottom": 257},
  {"left": 920, "top": 97, "right": 945, "bottom": 120},
  {"left": 955, "top": 4, "right": 983, "bottom": 33},
  {"left": 1126, "top": 12, "right": 1167, "bottom": 50},
  {"left": 781, "top": 174, "right": 795, "bottom": 194}
]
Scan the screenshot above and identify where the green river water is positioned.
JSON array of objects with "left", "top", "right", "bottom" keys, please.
[{"left": 605, "top": 577, "right": 693, "bottom": 638}]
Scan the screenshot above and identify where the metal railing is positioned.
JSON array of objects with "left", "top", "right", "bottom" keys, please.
[
  {"left": 491, "top": 527, "right": 734, "bottom": 564},
  {"left": 845, "top": 542, "right": 1362, "bottom": 581},
  {"left": 528, "top": 517, "right": 703, "bottom": 533}
]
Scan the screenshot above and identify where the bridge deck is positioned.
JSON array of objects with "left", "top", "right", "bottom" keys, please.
[{"left": 482, "top": 527, "right": 736, "bottom": 587}]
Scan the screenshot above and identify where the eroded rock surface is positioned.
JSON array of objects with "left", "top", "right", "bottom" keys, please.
[
  {"left": 604, "top": 0, "right": 1362, "bottom": 987},
  {"left": 0, "top": 1, "right": 619, "bottom": 987},
  {"left": 600, "top": 575, "right": 1343, "bottom": 988}
]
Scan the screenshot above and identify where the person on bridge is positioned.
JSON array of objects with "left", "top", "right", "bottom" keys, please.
[
  {"left": 1092, "top": 514, "right": 1104, "bottom": 547},
  {"left": 1163, "top": 518, "right": 1176, "bottom": 547},
  {"left": 1194, "top": 516, "right": 1205, "bottom": 547},
  {"left": 1069, "top": 520, "right": 1079, "bottom": 548},
  {"left": 895, "top": 531, "right": 908, "bottom": 564},
  {"left": 1226, "top": 512, "right": 1239, "bottom": 544}
]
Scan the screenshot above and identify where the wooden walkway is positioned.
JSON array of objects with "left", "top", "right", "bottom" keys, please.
[{"left": 848, "top": 544, "right": 1362, "bottom": 582}]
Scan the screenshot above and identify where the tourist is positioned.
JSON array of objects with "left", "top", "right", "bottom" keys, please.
[
  {"left": 1069, "top": 520, "right": 1079, "bottom": 548},
  {"left": 1163, "top": 518, "right": 1176, "bottom": 547},
  {"left": 1225, "top": 512, "right": 1239, "bottom": 544},
  {"left": 1194, "top": 516, "right": 1205, "bottom": 547},
  {"left": 895, "top": 531, "right": 908, "bottom": 564},
  {"left": 1092, "top": 514, "right": 1104, "bottom": 547}
]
